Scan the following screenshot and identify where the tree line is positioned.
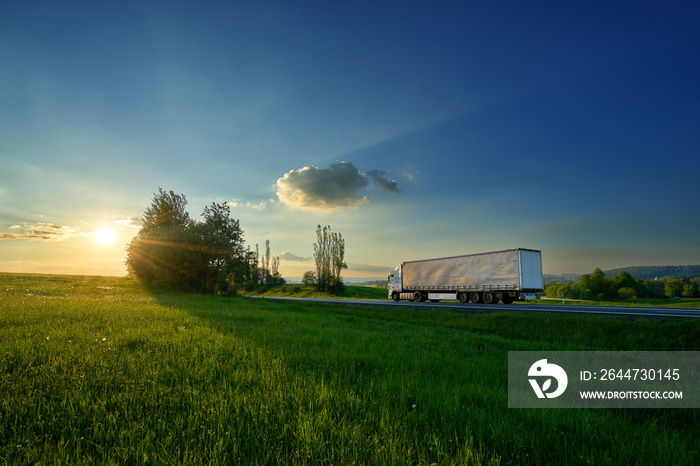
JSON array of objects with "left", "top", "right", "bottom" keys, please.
[
  {"left": 125, "top": 189, "right": 348, "bottom": 295},
  {"left": 545, "top": 267, "right": 700, "bottom": 301}
]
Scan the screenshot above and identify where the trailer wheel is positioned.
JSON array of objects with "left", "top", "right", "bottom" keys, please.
[
  {"left": 414, "top": 291, "right": 424, "bottom": 302},
  {"left": 470, "top": 292, "right": 481, "bottom": 303},
  {"left": 391, "top": 291, "right": 400, "bottom": 302},
  {"left": 483, "top": 291, "right": 496, "bottom": 304},
  {"left": 502, "top": 296, "right": 513, "bottom": 304},
  {"left": 457, "top": 292, "right": 468, "bottom": 303}
]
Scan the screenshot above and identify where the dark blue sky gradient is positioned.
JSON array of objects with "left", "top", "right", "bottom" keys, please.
[{"left": 1, "top": 0, "right": 698, "bottom": 275}]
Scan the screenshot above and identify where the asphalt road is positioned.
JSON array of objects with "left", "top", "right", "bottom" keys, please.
[{"left": 248, "top": 296, "right": 700, "bottom": 319}]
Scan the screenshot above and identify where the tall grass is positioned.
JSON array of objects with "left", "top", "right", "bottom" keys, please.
[{"left": 1, "top": 273, "right": 698, "bottom": 464}]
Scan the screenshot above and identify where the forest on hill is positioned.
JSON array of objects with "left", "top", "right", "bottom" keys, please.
[
  {"left": 545, "top": 266, "right": 700, "bottom": 301},
  {"left": 603, "top": 265, "right": 700, "bottom": 280}
]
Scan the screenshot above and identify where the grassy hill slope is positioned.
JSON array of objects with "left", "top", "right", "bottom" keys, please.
[{"left": 604, "top": 265, "right": 700, "bottom": 280}]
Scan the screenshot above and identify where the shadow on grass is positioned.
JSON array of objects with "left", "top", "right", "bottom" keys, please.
[{"left": 149, "top": 290, "right": 700, "bottom": 465}]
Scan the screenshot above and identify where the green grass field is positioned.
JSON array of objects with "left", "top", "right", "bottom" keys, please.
[
  {"left": 252, "top": 284, "right": 388, "bottom": 300},
  {"left": 1, "top": 273, "right": 699, "bottom": 464}
]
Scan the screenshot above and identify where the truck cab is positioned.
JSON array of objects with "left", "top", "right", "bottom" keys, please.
[{"left": 387, "top": 266, "right": 402, "bottom": 300}]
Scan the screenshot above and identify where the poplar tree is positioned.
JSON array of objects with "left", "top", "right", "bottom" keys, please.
[{"left": 312, "top": 225, "right": 347, "bottom": 295}]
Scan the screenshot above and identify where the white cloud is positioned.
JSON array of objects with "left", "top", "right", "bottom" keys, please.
[
  {"left": 247, "top": 201, "right": 267, "bottom": 210},
  {"left": 279, "top": 251, "right": 312, "bottom": 262},
  {"left": 275, "top": 161, "right": 400, "bottom": 212},
  {"left": 0, "top": 223, "right": 77, "bottom": 241},
  {"left": 113, "top": 217, "right": 143, "bottom": 228}
]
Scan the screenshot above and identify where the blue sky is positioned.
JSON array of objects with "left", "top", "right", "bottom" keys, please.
[{"left": 1, "top": 0, "right": 699, "bottom": 278}]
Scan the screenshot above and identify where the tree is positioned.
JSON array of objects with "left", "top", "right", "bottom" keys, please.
[
  {"left": 682, "top": 283, "right": 696, "bottom": 298},
  {"left": 312, "top": 225, "right": 347, "bottom": 295},
  {"left": 243, "top": 239, "right": 285, "bottom": 291},
  {"left": 126, "top": 189, "right": 195, "bottom": 289},
  {"left": 313, "top": 225, "right": 332, "bottom": 292},
  {"left": 302, "top": 270, "right": 317, "bottom": 287},
  {"left": 142, "top": 188, "right": 190, "bottom": 232},
  {"left": 199, "top": 202, "right": 248, "bottom": 293},
  {"left": 590, "top": 267, "right": 610, "bottom": 300},
  {"left": 263, "top": 239, "right": 271, "bottom": 284},
  {"left": 611, "top": 271, "right": 637, "bottom": 300},
  {"left": 330, "top": 230, "right": 347, "bottom": 294},
  {"left": 665, "top": 279, "right": 684, "bottom": 298},
  {"left": 617, "top": 287, "right": 637, "bottom": 300},
  {"left": 126, "top": 190, "right": 248, "bottom": 294}
]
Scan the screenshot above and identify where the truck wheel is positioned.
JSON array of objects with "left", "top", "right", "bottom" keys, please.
[
  {"left": 391, "top": 291, "right": 400, "bottom": 302},
  {"left": 483, "top": 292, "right": 496, "bottom": 304},
  {"left": 470, "top": 292, "right": 481, "bottom": 303},
  {"left": 502, "top": 296, "right": 513, "bottom": 304},
  {"left": 414, "top": 291, "right": 424, "bottom": 302},
  {"left": 457, "top": 292, "right": 468, "bottom": 303}
]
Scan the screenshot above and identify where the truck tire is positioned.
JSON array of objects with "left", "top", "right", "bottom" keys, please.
[
  {"left": 502, "top": 296, "right": 513, "bottom": 304},
  {"left": 391, "top": 291, "right": 400, "bottom": 302},
  {"left": 470, "top": 292, "right": 481, "bottom": 303},
  {"left": 457, "top": 292, "right": 468, "bottom": 303},
  {"left": 483, "top": 291, "right": 496, "bottom": 304}
]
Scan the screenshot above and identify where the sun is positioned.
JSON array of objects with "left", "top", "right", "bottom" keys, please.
[{"left": 94, "top": 228, "right": 117, "bottom": 245}]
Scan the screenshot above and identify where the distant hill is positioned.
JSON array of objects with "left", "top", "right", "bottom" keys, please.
[
  {"left": 603, "top": 265, "right": 700, "bottom": 280},
  {"left": 543, "top": 274, "right": 581, "bottom": 284}
]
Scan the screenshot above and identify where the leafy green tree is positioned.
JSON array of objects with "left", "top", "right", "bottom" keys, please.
[
  {"left": 126, "top": 190, "right": 248, "bottom": 294},
  {"left": 330, "top": 230, "right": 347, "bottom": 294},
  {"left": 682, "top": 284, "right": 696, "bottom": 298},
  {"left": 633, "top": 279, "right": 649, "bottom": 299},
  {"left": 243, "top": 239, "right": 285, "bottom": 292},
  {"left": 579, "top": 273, "right": 592, "bottom": 293},
  {"left": 665, "top": 279, "right": 684, "bottom": 298},
  {"left": 312, "top": 225, "right": 347, "bottom": 295},
  {"left": 302, "top": 270, "right": 317, "bottom": 287},
  {"left": 199, "top": 202, "right": 248, "bottom": 293},
  {"left": 612, "top": 271, "right": 635, "bottom": 291},
  {"left": 578, "top": 268, "right": 611, "bottom": 300},
  {"left": 617, "top": 287, "right": 637, "bottom": 300},
  {"left": 126, "top": 190, "right": 193, "bottom": 289},
  {"left": 590, "top": 267, "right": 610, "bottom": 300},
  {"left": 142, "top": 188, "right": 190, "bottom": 232},
  {"left": 644, "top": 279, "right": 666, "bottom": 299},
  {"left": 545, "top": 283, "right": 578, "bottom": 299}
]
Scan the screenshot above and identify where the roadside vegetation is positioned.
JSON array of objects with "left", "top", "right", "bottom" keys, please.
[
  {"left": 1, "top": 273, "right": 699, "bottom": 464},
  {"left": 251, "top": 284, "right": 387, "bottom": 300},
  {"left": 546, "top": 267, "right": 700, "bottom": 301},
  {"left": 125, "top": 189, "right": 350, "bottom": 297}
]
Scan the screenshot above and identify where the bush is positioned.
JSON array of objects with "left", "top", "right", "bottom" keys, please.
[
  {"left": 302, "top": 271, "right": 317, "bottom": 287},
  {"left": 617, "top": 287, "right": 637, "bottom": 300}
]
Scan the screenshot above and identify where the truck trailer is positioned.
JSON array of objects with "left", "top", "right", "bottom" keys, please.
[{"left": 387, "top": 248, "right": 543, "bottom": 304}]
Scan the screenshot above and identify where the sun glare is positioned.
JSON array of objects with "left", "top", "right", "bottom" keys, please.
[{"left": 94, "top": 228, "right": 117, "bottom": 245}]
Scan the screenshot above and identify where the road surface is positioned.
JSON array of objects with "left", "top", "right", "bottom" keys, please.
[{"left": 248, "top": 296, "right": 700, "bottom": 319}]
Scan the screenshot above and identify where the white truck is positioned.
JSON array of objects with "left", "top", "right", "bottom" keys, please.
[{"left": 387, "top": 248, "right": 543, "bottom": 304}]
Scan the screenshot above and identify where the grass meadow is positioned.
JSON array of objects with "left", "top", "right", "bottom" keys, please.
[{"left": 1, "top": 273, "right": 699, "bottom": 465}]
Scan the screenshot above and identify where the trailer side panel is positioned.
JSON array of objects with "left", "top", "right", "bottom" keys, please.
[{"left": 403, "top": 249, "right": 524, "bottom": 290}]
